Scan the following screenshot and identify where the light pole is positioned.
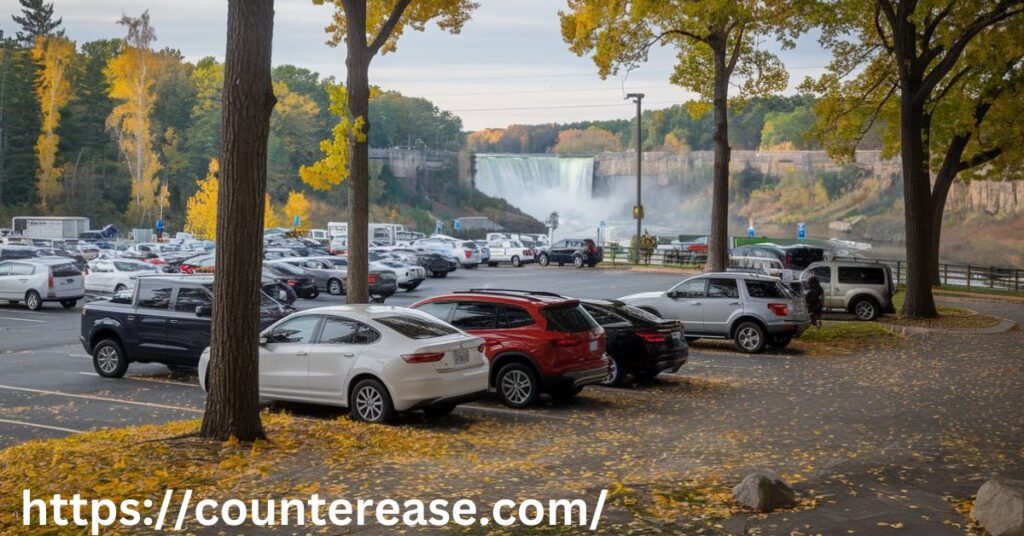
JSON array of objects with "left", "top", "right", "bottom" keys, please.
[{"left": 626, "top": 93, "right": 644, "bottom": 264}]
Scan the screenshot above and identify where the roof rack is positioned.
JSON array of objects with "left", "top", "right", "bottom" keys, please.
[{"left": 451, "top": 288, "right": 569, "bottom": 301}]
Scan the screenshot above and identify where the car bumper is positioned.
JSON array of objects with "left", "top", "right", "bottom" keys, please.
[
  {"left": 390, "top": 364, "right": 490, "bottom": 412},
  {"left": 398, "top": 278, "right": 425, "bottom": 289},
  {"left": 369, "top": 281, "right": 398, "bottom": 297},
  {"left": 79, "top": 335, "right": 91, "bottom": 354},
  {"left": 767, "top": 321, "right": 810, "bottom": 337},
  {"left": 545, "top": 363, "right": 610, "bottom": 390}
]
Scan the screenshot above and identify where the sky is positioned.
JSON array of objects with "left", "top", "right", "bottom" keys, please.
[{"left": 2, "top": 0, "right": 833, "bottom": 131}]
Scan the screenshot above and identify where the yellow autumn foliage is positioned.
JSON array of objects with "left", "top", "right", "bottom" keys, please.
[
  {"left": 264, "top": 194, "right": 282, "bottom": 229},
  {"left": 31, "top": 35, "right": 76, "bottom": 209},
  {"left": 299, "top": 84, "right": 362, "bottom": 191},
  {"left": 184, "top": 159, "right": 219, "bottom": 240},
  {"left": 283, "top": 191, "right": 311, "bottom": 231}
]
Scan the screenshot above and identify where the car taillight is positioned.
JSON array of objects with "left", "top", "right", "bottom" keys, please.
[
  {"left": 368, "top": 274, "right": 378, "bottom": 284},
  {"left": 768, "top": 303, "right": 789, "bottom": 316},
  {"left": 48, "top": 274, "right": 54, "bottom": 289},
  {"left": 401, "top": 352, "right": 445, "bottom": 363},
  {"left": 286, "top": 279, "right": 298, "bottom": 286},
  {"left": 552, "top": 338, "right": 580, "bottom": 347},
  {"left": 464, "top": 250, "right": 472, "bottom": 258},
  {"left": 637, "top": 331, "right": 666, "bottom": 344},
  {"left": 785, "top": 254, "right": 793, "bottom": 267}
]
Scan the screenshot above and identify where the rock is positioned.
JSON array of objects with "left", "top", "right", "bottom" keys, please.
[
  {"left": 972, "top": 476, "right": 1024, "bottom": 536},
  {"left": 732, "top": 470, "right": 797, "bottom": 513}
]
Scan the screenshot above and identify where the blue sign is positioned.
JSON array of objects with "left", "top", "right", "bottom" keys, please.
[
  {"left": 453, "top": 219, "right": 461, "bottom": 231},
  {"left": 747, "top": 226, "right": 755, "bottom": 238},
  {"left": 293, "top": 215, "right": 300, "bottom": 227},
  {"left": 435, "top": 220, "right": 444, "bottom": 234},
  {"left": 155, "top": 219, "right": 165, "bottom": 231},
  {"left": 797, "top": 222, "right": 806, "bottom": 241}
]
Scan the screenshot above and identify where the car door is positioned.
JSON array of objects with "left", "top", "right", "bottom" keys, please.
[
  {"left": 0, "top": 262, "right": 13, "bottom": 298},
  {"left": 259, "top": 314, "right": 323, "bottom": 398},
  {"left": 807, "top": 265, "right": 835, "bottom": 308},
  {"left": 700, "top": 278, "right": 741, "bottom": 336},
  {"left": 307, "top": 316, "right": 380, "bottom": 401},
  {"left": 662, "top": 278, "right": 707, "bottom": 334},
  {"left": 165, "top": 285, "right": 213, "bottom": 364},
  {"left": 449, "top": 301, "right": 501, "bottom": 355},
  {"left": 133, "top": 282, "right": 175, "bottom": 359}
]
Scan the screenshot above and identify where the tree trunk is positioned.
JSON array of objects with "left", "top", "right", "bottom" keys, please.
[
  {"left": 927, "top": 138, "right": 967, "bottom": 287},
  {"left": 706, "top": 40, "right": 731, "bottom": 273},
  {"left": 898, "top": 83, "right": 938, "bottom": 318},
  {"left": 345, "top": 5, "right": 370, "bottom": 305},
  {"left": 199, "top": 0, "right": 276, "bottom": 442}
]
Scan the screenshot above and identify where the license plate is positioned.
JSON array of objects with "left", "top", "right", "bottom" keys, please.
[
  {"left": 589, "top": 340, "right": 598, "bottom": 352},
  {"left": 453, "top": 349, "right": 469, "bottom": 365},
  {"left": 671, "top": 332, "right": 681, "bottom": 344}
]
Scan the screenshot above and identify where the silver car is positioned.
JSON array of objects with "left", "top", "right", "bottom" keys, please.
[
  {"left": 0, "top": 256, "right": 85, "bottom": 310},
  {"left": 801, "top": 261, "right": 895, "bottom": 321},
  {"left": 274, "top": 257, "right": 348, "bottom": 295},
  {"left": 619, "top": 272, "right": 810, "bottom": 353}
]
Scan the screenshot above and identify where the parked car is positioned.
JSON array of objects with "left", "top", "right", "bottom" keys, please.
[
  {"left": 0, "top": 245, "right": 37, "bottom": 261},
  {"left": 619, "top": 273, "right": 810, "bottom": 353},
  {"left": 274, "top": 256, "right": 398, "bottom": 300},
  {"left": 538, "top": 238, "right": 603, "bottom": 268},
  {"left": 390, "top": 248, "right": 457, "bottom": 278},
  {"left": 413, "top": 237, "right": 481, "bottom": 269},
  {"left": 263, "top": 247, "right": 301, "bottom": 260},
  {"left": 179, "top": 254, "right": 216, "bottom": 274},
  {"left": 578, "top": 299, "right": 688, "bottom": 385},
  {"left": 730, "top": 243, "right": 825, "bottom": 282},
  {"left": 411, "top": 289, "right": 609, "bottom": 408},
  {"left": 197, "top": 305, "right": 489, "bottom": 423},
  {"left": 800, "top": 261, "right": 895, "bottom": 321},
  {"left": 475, "top": 241, "right": 491, "bottom": 264},
  {"left": 486, "top": 239, "right": 535, "bottom": 267},
  {"left": 367, "top": 252, "right": 427, "bottom": 291},
  {"left": 263, "top": 262, "right": 320, "bottom": 299},
  {"left": 75, "top": 244, "right": 101, "bottom": 261},
  {"left": 0, "top": 257, "right": 85, "bottom": 310},
  {"left": 81, "top": 274, "right": 292, "bottom": 376},
  {"left": 85, "top": 259, "right": 159, "bottom": 293}
]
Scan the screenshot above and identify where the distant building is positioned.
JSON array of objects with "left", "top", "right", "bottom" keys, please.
[{"left": 454, "top": 216, "right": 503, "bottom": 232}]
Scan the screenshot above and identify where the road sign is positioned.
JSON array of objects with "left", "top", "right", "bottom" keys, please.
[
  {"left": 453, "top": 219, "right": 461, "bottom": 231},
  {"left": 797, "top": 222, "right": 806, "bottom": 241},
  {"left": 155, "top": 219, "right": 165, "bottom": 231}
]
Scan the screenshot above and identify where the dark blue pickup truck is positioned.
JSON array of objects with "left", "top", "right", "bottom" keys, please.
[{"left": 80, "top": 274, "right": 292, "bottom": 378}]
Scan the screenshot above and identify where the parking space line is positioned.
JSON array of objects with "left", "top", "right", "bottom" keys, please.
[
  {"left": 0, "top": 384, "right": 203, "bottom": 414},
  {"left": 0, "top": 418, "right": 83, "bottom": 434},
  {"left": 77, "top": 372, "right": 199, "bottom": 388},
  {"left": 458, "top": 404, "right": 569, "bottom": 421},
  {"left": 0, "top": 316, "right": 46, "bottom": 323}
]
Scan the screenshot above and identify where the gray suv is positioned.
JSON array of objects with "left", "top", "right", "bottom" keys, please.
[
  {"left": 618, "top": 273, "right": 810, "bottom": 353},
  {"left": 801, "top": 261, "right": 895, "bottom": 321}
]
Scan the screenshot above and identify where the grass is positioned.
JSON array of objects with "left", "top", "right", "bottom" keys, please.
[
  {"left": 798, "top": 321, "right": 897, "bottom": 343},
  {"left": 887, "top": 291, "right": 1003, "bottom": 329}
]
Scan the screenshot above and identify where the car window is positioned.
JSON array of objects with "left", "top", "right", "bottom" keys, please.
[
  {"left": 10, "top": 263, "right": 35, "bottom": 276},
  {"left": 266, "top": 315, "right": 321, "bottom": 344},
  {"left": 174, "top": 287, "right": 212, "bottom": 312},
  {"left": 838, "top": 266, "right": 885, "bottom": 285},
  {"left": 500, "top": 305, "right": 536, "bottom": 328},
  {"left": 707, "top": 278, "right": 740, "bottom": 299},
  {"left": 543, "top": 303, "right": 599, "bottom": 332},
  {"left": 376, "top": 314, "right": 459, "bottom": 339},
  {"left": 137, "top": 285, "right": 173, "bottom": 309},
  {"left": 0, "top": 262, "right": 11, "bottom": 276},
  {"left": 415, "top": 301, "right": 455, "bottom": 322},
  {"left": 671, "top": 278, "right": 706, "bottom": 298},
  {"left": 809, "top": 266, "right": 831, "bottom": 280},
  {"left": 744, "top": 280, "right": 785, "bottom": 299},
  {"left": 51, "top": 263, "right": 81, "bottom": 277},
  {"left": 582, "top": 304, "right": 628, "bottom": 326},
  {"left": 318, "top": 317, "right": 380, "bottom": 344},
  {"left": 451, "top": 302, "right": 499, "bottom": 330}
]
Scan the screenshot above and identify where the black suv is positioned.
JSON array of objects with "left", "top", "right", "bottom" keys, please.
[
  {"left": 580, "top": 299, "right": 688, "bottom": 385},
  {"left": 80, "top": 275, "right": 292, "bottom": 377},
  {"left": 538, "top": 239, "right": 603, "bottom": 268}
]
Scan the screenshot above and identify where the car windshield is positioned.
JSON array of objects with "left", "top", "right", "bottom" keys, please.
[
  {"left": 375, "top": 314, "right": 459, "bottom": 339},
  {"left": 542, "top": 303, "right": 597, "bottom": 332},
  {"left": 114, "top": 261, "right": 153, "bottom": 271},
  {"left": 270, "top": 263, "right": 304, "bottom": 276}
]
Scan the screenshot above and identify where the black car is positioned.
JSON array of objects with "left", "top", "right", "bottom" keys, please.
[
  {"left": 409, "top": 250, "right": 457, "bottom": 278},
  {"left": 80, "top": 275, "right": 293, "bottom": 376},
  {"left": 539, "top": 239, "right": 604, "bottom": 268},
  {"left": 263, "top": 262, "right": 319, "bottom": 299},
  {"left": 579, "top": 299, "right": 688, "bottom": 385}
]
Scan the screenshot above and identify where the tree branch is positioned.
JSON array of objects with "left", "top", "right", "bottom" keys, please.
[
  {"left": 369, "top": 0, "right": 414, "bottom": 55},
  {"left": 855, "top": 81, "right": 898, "bottom": 145},
  {"left": 874, "top": 4, "right": 893, "bottom": 52},
  {"left": 725, "top": 23, "right": 745, "bottom": 76}
]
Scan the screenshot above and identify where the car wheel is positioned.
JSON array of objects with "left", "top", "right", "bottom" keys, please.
[
  {"left": 24, "top": 290, "right": 42, "bottom": 311},
  {"left": 93, "top": 339, "right": 128, "bottom": 378},
  {"left": 349, "top": 378, "right": 395, "bottom": 424},
  {"left": 852, "top": 297, "right": 879, "bottom": 321},
  {"left": 60, "top": 299, "right": 77, "bottom": 309},
  {"left": 772, "top": 335, "right": 793, "bottom": 348},
  {"left": 511, "top": 255, "right": 521, "bottom": 267},
  {"left": 587, "top": 261, "right": 597, "bottom": 268},
  {"left": 307, "top": 288, "right": 320, "bottom": 299},
  {"left": 573, "top": 256, "right": 584, "bottom": 268},
  {"left": 437, "top": 271, "right": 448, "bottom": 278},
  {"left": 114, "top": 284, "right": 127, "bottom": 293},
  {"left": 328, "top": 278, "right": 344, "bottom": 296},
  {"left": 423, "top": 404, "right": 456, "bottom": 418},
  {"left": 538, "top": 253, "right": 549, "bottom": 267},
  {"left": 496, "top": 363, "right": 539, "bottom": 409},
  {"left": 600, "top": 355, "right": 623, "bottom": 386},
  {"left": 734, "top": 321, "right": 766, "bottom": 353}
]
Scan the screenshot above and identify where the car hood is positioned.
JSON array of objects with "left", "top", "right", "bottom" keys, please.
[{"left": 619, "top": 291, "right": 666, "bottom": 302}]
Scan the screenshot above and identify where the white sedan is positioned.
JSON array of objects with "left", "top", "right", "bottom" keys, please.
[
  {"left": 85, "top": 259, "right": 159, "bottom": 293},
  {"left": 198, "top": 305, "right": 489, "bottom": 423}
]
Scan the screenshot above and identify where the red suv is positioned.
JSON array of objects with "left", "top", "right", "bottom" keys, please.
[{"left": 410, "top": 289, "right": 609, "bottom": 408}]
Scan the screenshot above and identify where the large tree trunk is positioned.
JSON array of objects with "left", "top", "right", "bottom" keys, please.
[
  {"left": 898, "top": 85, "right": 938, "bottom": 318},
  {"left": 706, "top": 41, "right": 730, "bottom": 273},
  {"left": 200, "top": 0, "right": 276, "bottom": 442},
  {"left": 345, "top": 5, "right": 370, "bottom": 305}
]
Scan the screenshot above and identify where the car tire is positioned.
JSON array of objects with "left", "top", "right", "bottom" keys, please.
[
  {"left": 349, "top": 378, "right": 396, "bottom": 424},
  {"left": 114, "top": 284, "right": 127, "bottom": 293},
  {"left": 93, "top": 339, "right": 128, "bottom": 378},
  {"left": 851, "top": 297, "right": 880, "bottom": 321},
  {"left": 403, "top": 280, "right": 422, "bottom": 292},
  {"left": 771, "top": 335, "right": 793, "bottom": 348},
  {"left": 496, "top": 363, "right": 539, "bottom": 409},
  {"left": 734, "top": 321, "right": 766, "bottom": 353},
  {"left": 573, "top": 256, "right": 584, "bottom": 268},
  {"left": 60, "top": 299, "right": 77, "bottom": 309},
  {"left": 437, "top": 271, "right": 448, "bottom": 278},
  {"left": 423, "top": 404, "right": 456, "bottom": 418},
  {"left": 24, "top": 290, "right": 42, "bottom": 311},
  {"left": 587, "top": 261, "right": 597, "bottom": 268},
  {"left": 511, "top": 255, "right": 521, "bottom": 267},
  {"left": 307, "top": 288, "right": 320, "bottom": 300},
  {"left": 328, "top": 278, "right": 344, "bottom": 296},
  {"left": 538, "top": 253, "right": 549, "bottom": 266},
  {"left": 600, "top": 355, "right": 623, "bottom": 386}
]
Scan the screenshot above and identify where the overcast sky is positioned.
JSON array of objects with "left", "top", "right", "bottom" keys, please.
[{"left": 2, "top": 0, "right": 831, "bottom": 130}]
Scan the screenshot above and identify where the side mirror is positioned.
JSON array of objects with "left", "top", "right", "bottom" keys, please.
[
  {"left": 258, "top": 335, "right": 268, "bottom": 345},
  {"left": 195, "top": 305, "right": 212, "bottom": 317},
  {"left": 667, "top": 291, "right": 679, "bottom": 299}
]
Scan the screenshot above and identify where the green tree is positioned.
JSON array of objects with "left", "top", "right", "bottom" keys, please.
[
  {"left": 11, "top": 0, "right": 63, "bottom": 43},
  {"left": 560, "top": 0, "right": 810, "bottom": 271},
  {"left": 760, "top": 104, "right": 817, "bottom": 149},
  {"left": 368, "top": 90, "right": 464, "bottom": 150},
  {"left": 0, "top": 33, "right": 41, "bottom": 206}
]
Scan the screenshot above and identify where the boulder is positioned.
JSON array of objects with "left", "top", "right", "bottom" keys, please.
[
  {"left": 732, "top": 470, "right": 797, "bottom": 512},
  {"left": 972, "top": 476, "right": 1024, "bottom": 536}
]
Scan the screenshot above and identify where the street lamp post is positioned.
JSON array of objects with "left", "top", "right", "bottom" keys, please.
[{"left": 626, "top": 93, "right": 644, "bottom": 264}]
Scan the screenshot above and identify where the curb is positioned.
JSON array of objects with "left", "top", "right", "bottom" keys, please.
[{"left": 881, "top": 315, "right": 1017, "bottom": 336}]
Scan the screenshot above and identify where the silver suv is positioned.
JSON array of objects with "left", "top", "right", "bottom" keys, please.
[
  {"left": 618, "top": 272, "right": 810, "bottom": 353},
  {"left": 801, "top": 261, "right": 895, "bottom": 321}
]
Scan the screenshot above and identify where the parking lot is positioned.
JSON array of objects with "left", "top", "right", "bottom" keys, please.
[{"left": 0, "top": 265, "right": 690, "bottom": 447}]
